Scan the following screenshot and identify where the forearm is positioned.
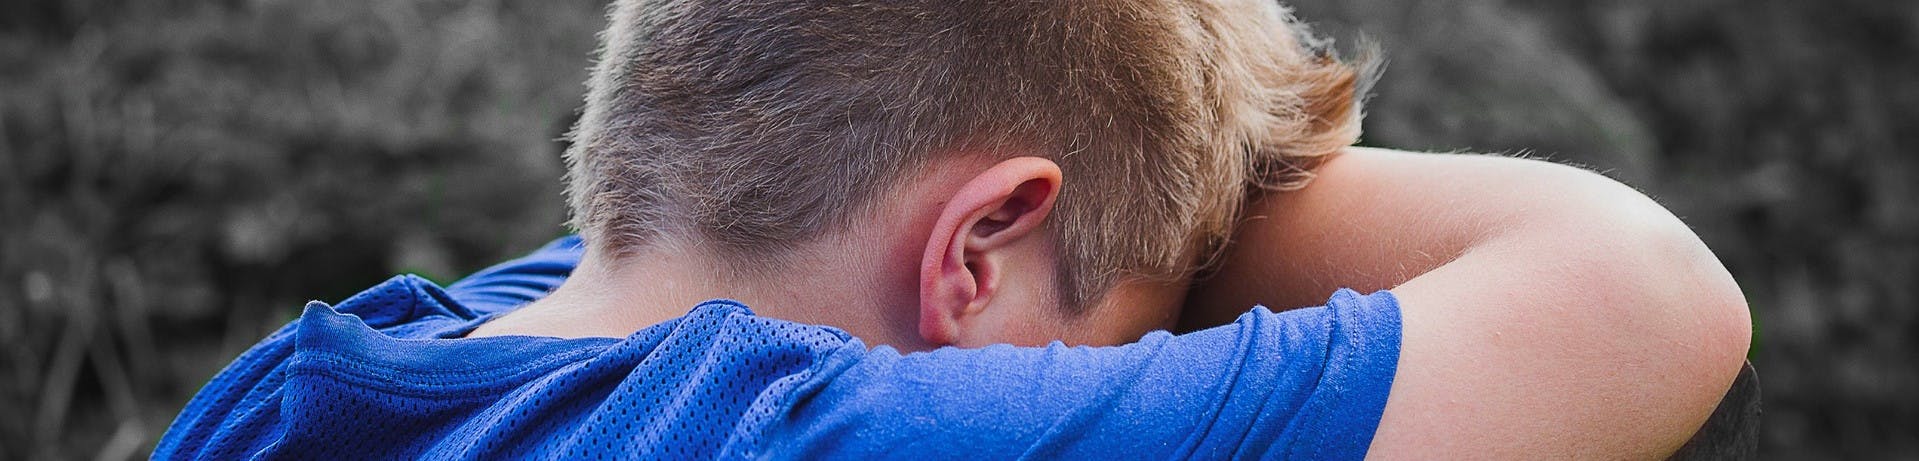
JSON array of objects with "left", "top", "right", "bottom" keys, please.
[
  {"left": 1187, "top": 147, "right": 1735, "bottom": 326},
  {"left": 1185, "top": 147, "right": 1502, "bottom": 325}
]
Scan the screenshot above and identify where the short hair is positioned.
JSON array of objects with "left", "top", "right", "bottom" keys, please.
[{"left": 564, "top": 0, "right": 1369, "bottom": 312}]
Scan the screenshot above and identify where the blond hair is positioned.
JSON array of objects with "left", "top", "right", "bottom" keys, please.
[{"left": 565, "top": 0, "right": 1370, "bottom": 311}]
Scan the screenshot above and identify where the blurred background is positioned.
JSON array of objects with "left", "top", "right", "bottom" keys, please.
[{"left": 1, "top": 0, "right": 1911, "bottom": 458}]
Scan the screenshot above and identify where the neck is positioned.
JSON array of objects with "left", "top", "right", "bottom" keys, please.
[{"left": 466, "top": 240, "right": 931, "bottom": 349}]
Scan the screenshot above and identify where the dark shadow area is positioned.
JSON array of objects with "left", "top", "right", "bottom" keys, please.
[{"left": 1673, "top": 362, "right": 1762, "bottom": 460}]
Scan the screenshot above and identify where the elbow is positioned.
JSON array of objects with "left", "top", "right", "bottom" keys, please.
[
  {"left": 1512, "top": 159, "right": 1754, "bottom": 400},
  {"left": 1490, "top": 158, "right": 1754, "bottom": 368},
  {"left": 1595, "top": 170, "right": 1752, "bottom": 375},
  {"left": 1546, "top": 162, "right": 1752, "bottom": 367},
  {"left": 1630, "top": 212, "right": 1754, "bottom": 452},
  {"left": 1566, "top": 168, "right": 1755, "bottom": 433},
  {"left": 1646, "top": 212, "right": 1752, "bottom": 384}
]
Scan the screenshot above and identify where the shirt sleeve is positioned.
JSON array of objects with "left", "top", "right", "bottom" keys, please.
[
  {"left": 443, "top": 235, "right": 584, "bottom": 315},
  {"left": 758, "top": 289, "right": 1402, "bottom": 461}
]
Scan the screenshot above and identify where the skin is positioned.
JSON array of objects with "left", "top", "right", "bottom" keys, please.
[
  {"left": 468, "top": 154, "right": 1184, "bottom": 349},
  {"left": 470, "top": 147, "right": 1752, "bottom": 458},
  {"left": 1190, "top": 147, "right": 1751, "bottom": 458}
]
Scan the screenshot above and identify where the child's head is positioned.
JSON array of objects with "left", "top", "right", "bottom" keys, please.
[{"left": 564, "top": 0, "right": 1366, "bottom": 345}]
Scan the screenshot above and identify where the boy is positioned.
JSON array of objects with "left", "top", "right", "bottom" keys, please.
[{"left": 157, "top": 0, "right": 1750, "bottom": 458}]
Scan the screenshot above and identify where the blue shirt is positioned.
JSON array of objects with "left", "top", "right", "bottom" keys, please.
[{"left": 155, "top": 236, "right": 1402, "bottom": 459}]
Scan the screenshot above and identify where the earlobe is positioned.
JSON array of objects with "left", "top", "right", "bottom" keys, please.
[{"left": 918, "top": 157, "right": 1062, "bottom": 346}]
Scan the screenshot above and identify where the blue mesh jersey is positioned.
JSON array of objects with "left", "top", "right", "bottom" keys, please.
[{"left": 155, "top": 236, "right": 1403, "bottom": 459}]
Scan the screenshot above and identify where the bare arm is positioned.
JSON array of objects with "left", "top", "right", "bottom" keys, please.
[{"left": 1187, "top": 147, "right": 1752, "bottom": 458}]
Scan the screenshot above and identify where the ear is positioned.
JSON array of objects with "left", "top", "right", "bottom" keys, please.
[{"left": 918, "top": 157, "right": 1063, "bottom": 346}]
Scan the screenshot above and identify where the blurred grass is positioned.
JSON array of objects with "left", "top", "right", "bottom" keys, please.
[
  {"left": 2, "top": 0, "right": 1913, "bottom": 458},
  {"left": 1, "top": 0, "right": 599, "bottom": 458}
]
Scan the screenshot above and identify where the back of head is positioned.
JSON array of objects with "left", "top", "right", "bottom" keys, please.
[{"left": 565, "top": 0, "right": 1368, "bottom": 312}]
